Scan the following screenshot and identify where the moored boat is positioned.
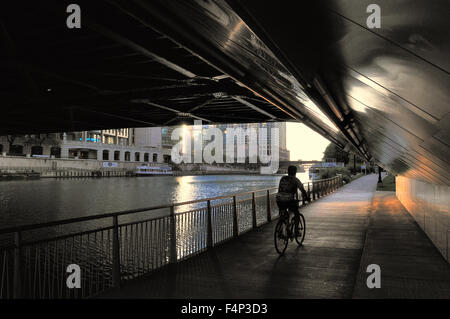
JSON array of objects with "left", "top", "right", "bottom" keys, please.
[{"left": 136, "top": 165, "right": 172, "bottom": 176}]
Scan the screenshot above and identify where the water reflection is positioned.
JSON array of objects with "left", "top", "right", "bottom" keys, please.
[{"left": 0, "top": 175, "right": 289, "bottom": 228}]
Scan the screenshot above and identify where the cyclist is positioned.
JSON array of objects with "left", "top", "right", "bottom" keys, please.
[{"left": 276, "top": 165, "right": 310, "bottom": 235}]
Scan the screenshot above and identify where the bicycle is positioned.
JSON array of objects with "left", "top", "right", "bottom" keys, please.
[{"left": 274, "top": 200, "right": 306, "bottom": 255}]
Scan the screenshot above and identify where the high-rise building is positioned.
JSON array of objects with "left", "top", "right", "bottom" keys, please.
[{"left": 130, "top": 122, "right": 290, "bottom": 164}]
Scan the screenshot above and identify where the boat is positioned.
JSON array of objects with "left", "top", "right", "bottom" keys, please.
[{"left": 136, "top": 165, "right": 172, "bottom": 176}]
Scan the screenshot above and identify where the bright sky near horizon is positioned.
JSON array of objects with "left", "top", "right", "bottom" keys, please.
[{"left": 286, "top": 122, "right": 330, "bottom": 161}]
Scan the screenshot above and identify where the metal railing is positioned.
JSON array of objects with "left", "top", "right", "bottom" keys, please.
[{"left": 0, "top": 176, "right": 342, "bottom": 299}]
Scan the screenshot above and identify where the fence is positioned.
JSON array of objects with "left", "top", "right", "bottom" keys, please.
[
  {"left": 0, "top": 176, "right": 342, "bottom": 299},
  {"left": 0, "top": 166, "right": 135, "bottom": 178}
]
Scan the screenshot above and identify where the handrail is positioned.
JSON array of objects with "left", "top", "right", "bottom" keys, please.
[
  {"left": 0, "top": 176, "right": 337, "bottom": 235},
  {"left": 0, "top": 175, "right": 343, "bottom": 299}
]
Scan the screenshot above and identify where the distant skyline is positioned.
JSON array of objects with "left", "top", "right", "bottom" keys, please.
[{"left": 286, "top": 122, "right": 330, "bottom": 161}]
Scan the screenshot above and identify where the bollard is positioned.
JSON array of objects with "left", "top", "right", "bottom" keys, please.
[
  {"left": 13, "top": 231, "right": 22, "bottom": 299},
  {"left": 169, "top": 206, "right": 177, "bottom": 263},
  {"left": 232, "top": 196, "right": 239, "bottom": 237},
  {"left": 112, "top": 215, "right": 121, "bottom": 287},
  {"left": 252, "top": 192, "right": 257, "bottom": 229},
  {"left": 266, "top": 190, "right": 271, "bottom": 223},
  {"left": 206, "top": 200, "right": 213, "bottom": 248}
]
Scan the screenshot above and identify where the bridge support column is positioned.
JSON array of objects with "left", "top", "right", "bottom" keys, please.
[
  {"left": 97, "top": 150, "right": 103, "bottom": 161},
  {"left": 61, "top": 146, "right": 69, "bottom": 159}
]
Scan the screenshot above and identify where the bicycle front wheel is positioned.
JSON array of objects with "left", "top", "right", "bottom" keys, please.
[
  {"left": 274, "top": 219, "right": 289, "bottom": 255},
  {"left": 295, "top": 213, "right": 306, "bottom": 245}
]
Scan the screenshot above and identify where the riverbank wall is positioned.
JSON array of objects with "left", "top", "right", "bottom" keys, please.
[
  {"left": 0, "top": 155, "right": 146, "bottom": 178},
  {"left": 0, "top": 156, "right": 263, "bottom": 179}
]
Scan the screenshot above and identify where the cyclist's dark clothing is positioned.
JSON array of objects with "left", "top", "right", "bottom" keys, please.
[
  {"left": 276, "top": 175, "right": 308, "bottom": 231},
  {"left": 277, "top": 176, "right": 304, "bottom": 200}
]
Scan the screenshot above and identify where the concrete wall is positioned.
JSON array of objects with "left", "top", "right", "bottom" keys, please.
[
  {"left": 0, "top": 155, "right": 161, "bottom": 172},
  {"left": 396, "top": 176, "right": 449, "bottom": 263}
]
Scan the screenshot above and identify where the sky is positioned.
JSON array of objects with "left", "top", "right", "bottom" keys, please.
[{"left": 286, "top": 122, "right": 330, "bottom": 161}]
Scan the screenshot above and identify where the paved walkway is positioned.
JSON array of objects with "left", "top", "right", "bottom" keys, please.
[
  {"left": 100, "top": 174, "right": 450, "bottom": 298},
  {"left": 353, "top": 191, "right": 450, "bottom": 298}
]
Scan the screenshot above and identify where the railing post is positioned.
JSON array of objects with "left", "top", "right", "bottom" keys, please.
[
  {"left": 13, "top": 231, "right": 22, "bottom": 299},
  {"left": 312, "top": 182, "right": 316, "bottom": 200},
  {"left": 266, "top": 190, "right": 271, "bottom": 223},
  {"left": 317, "top": 181, "right": 320, "bottom": 198},
  {"left": 207, "top": 200, "right": 213, "bottom": 248},
  {"left": 307, "top": 182, "right": 311, "bottom": 200},
  {"left": 252, "top": 192, "right": 257, "bottom": 229},
  {"left": 112, "top": 215, "right": 121, "bottom": 288},
  {"left": 301, "top": 186, "right": 306, "bottom": 206},
  {"left": 169, "top": 206, "right": 177, "bottom": 263},
  {"left": 232, "top": 196, "right": 239, "bottom": 237}
]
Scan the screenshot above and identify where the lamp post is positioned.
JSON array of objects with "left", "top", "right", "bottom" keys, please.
[{"left": 378, "top": 165, "right": 383, "bottom": 183}]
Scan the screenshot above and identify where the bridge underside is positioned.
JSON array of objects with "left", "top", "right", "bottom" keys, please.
[{"left": 1, "top": 0, "right": 449, "bottom": 185}]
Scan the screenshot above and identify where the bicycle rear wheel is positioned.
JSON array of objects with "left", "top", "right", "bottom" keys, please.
[
  {"left": 295, "top": 213, "right": 306, "bottom": 245},
  {"left": 274, "top": 218, "right": 289, "bottom": 255}
]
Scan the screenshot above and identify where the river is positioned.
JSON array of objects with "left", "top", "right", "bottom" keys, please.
[{"left": 0, "top": 172, "right": 311, "bottom": 229}]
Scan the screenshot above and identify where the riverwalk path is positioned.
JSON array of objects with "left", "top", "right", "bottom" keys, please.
[{"left": 100, "top": 174, "right": 450, "bottom": 298}]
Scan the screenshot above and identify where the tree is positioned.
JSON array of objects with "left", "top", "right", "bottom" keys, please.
[
  {"left": 322, "top": 143, "right": 349, "bottom": 164},
  {"left": 24, "top": 134, "right": 60, "bottom": 147},
  {"left": 6, "top": 134, "right": 17, "bottom": 148}
]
